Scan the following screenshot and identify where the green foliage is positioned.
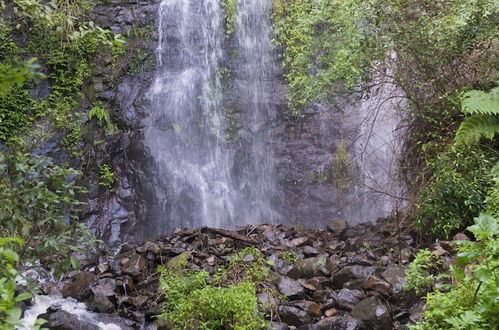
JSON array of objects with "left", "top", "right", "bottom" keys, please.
[
  {"left": 412, "top": 215, "right": 499, "bottom": 329},
  {"left": 221, "top": 0, "right": 238, "bottom": 37},
  {"left": 89, "top": 103, "right": 116, "bottom": 135},
  {"left": 0, "top": 238, "right": 30, "bottom": 329},
  {"left": 98, "top": 163, "right": 115, "bottom": 188},
  {"left": 404, "top": 249, "right": 441, "bottom": 295},
  {"left": 415, "top": 147, "right": 497, "bottom": 239},
  {"left": 0, "top": 150, "right": 96, "bottom": 273},
  {"left": 0, "top": 0, "right": 125, "bottom": 148},
  {"left": 331, "top": 140, "right": 352, "bottom": 193},
  {"left": 216, "top": 247, "right": 272, "bottom": 284},
  {"left": 456, "top": 85, "right": 499, "bottom": 145},
  {"left": 272, "top": 0, "right": 498, "bottom": 117},
  {"left": 279, "top": 251, "right": 300, "bottom": 264},
  {"left": 157, "top": 249, "right": 268, "bottom": 330}
]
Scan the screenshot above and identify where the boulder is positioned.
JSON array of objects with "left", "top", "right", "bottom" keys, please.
[
  {"left": 351, "top": 297, "right": 392, "bottom": 330},
  {"left": 278, "top": 305, "right": 312, "bottom": 327},
  {"left": 313, "top": 315, "right": 361, "bottom": 330},
  {"left": 334, "top": 289, "right": 365, "bottom": 311},
  {"left": 278, "top": 276, "right": 305, "bottom": 299},
  {"left": 331, "top": 266, "right": 379, "bottom": 289},
  {"left": 122, "top": 254, "right": 147, "bottom": 278},
  {"left": 61, "top": 272, "right": 96, "bottom": 300},
  {"left": 288, "top": 255, "right": 336, "bottom": 279}
]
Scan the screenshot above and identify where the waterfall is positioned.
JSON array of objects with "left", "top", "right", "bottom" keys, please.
[{"left": 141, "top": 0, "right": 281, "bottom": 236}]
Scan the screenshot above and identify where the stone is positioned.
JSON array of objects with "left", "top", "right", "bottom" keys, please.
[
  {"left": 331, "top": 266, "right": 379, "bottom": 289},
  {"left": 278, "top": 305, "right": 312, "bottom": 327},
  {"left": 270, "top": 322, "right": 290, "bottom": 330},
  {"left": 431, "top": 244, "right": 448, "bottom": 257},
  {"left": 90, "top": 293, "right": 115, "bottom": 313},
  {"left": 453, "top": 232, "right": 469, "bottom": 241},
  {"left": 39, "top": 307, "right": 100, "bottom": 330},
  {"left": 288, "top": 256, "right": 336, "bottom": 279},
  {"left": 351, "top": 297, "right": 392, "bottom": 330},
  {"left": 380, "top": 266, "right": 406, "bottom": 295},
  {"left": 91, "top": 278, "right": 117, "bottom": 297},
  {"left": 278, "top": 276, "right": 305, "bottom": 299},
  {"left": 303, "top": 246, "right": 319, "bottom": 256},
  {"left": 328, "top": 220, "right": 347, "bottom": 236},
  {"left": 314, "top": 315, "right": 361, "bottom": 330},
  {"left": 291, "top": 237, "right": 309, "bottom": 247},
  {"left": 122, "top": 254, "right": 147, "bottom": 278},
  {"left": 290, "top": 300, "right": 321, "bottom": 318},
  {"left": 61, "top": 272, "right": 96, "bottom": 300},
  {"left": 324, "top": 308, "right": 338, "bottom": 317},
  {"left": 334, "top": 289, "right": 364, "bottom": 311},
  {"left": 362, "top": 275, "right": 392, "bottom": 295}
]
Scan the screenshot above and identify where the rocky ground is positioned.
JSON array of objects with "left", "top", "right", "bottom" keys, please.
[{"left": 34, "top": 218, "right": 428, "bottom": 329}]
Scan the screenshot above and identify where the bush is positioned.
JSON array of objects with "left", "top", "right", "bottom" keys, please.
[
  {"left": 414, "top": 147, "right": 497, "bottom": 239},
  {"left": 404, "top": 249, "right": 441, "bottom": 295},
  {"left": 0, "top": 150, "right": 96, "bottom": 273},
  {"left": 412, "top": 214, "right": 499, "bottom": 329},
  {"left": 157, "top": 248, "right": 269, "bottom": 329}
]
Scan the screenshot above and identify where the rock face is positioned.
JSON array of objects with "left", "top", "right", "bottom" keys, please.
[{"left": 39, "top": 219, "right": 422, "bottom": 329}]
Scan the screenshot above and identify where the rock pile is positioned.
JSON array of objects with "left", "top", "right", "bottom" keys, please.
[{"left": 40, "top": 218, "right": 423, "bottom": 329}]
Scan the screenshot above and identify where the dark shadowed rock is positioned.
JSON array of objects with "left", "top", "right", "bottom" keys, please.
[
  {"left": 270, "top": 322, "right": 290, "bottom": 330},
  {"left": 278, "top": 305, "right": 312, "bottom": 327},
  {"left": 332, "top": 266, "right": 379, "bottom": 289},
  {"left": 62, "top": 272, "right": 96, "bottom": 300},
  {"left": 122, "top": 254, "right": 147, "bottom": 278},
  {"left": 351, "top": 297, "right": 392, "bottom": 330},
  {"left": 313, "top": 315, "right": 361, "bottom": 330},
  {"left": 39, "top": 308, "right": 100, "bottom": 330},
  {"left": 90, "top": 293, "right": 115, "bottom": 313},
  {"left": 334, "top": 288, "right": 365, "bottom": 311}
]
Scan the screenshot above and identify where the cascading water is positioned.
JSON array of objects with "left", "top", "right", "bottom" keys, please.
[{"left": 140, "top": 0, "right": 282, "bottom": 237}]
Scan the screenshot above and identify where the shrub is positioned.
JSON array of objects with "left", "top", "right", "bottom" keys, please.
[
  {"left": 99, "top": 163, "right": 116, "bottom": 188},
  {"left": 157, "top": 247, "right": 269, "bottom": 329},
  {"left": 404, "top": 249, "right": 441, "bottom": 295},
  {"left": 414, "top": 147, "right": 497, "bottom": 239},
  {"left": 412, "top": 214, "right": 499, "bottom": 329},
  {"left": 0, "top": 150, "right": 96, "bottom": 273}
]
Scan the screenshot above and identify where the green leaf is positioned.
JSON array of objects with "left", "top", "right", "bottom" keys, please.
[
  {"left": 15, "top": 291, "right": 32, "bottom": 302},
  {"left": 1, "top": 248, "right": 19, "bottom": 263},
  {"left": 468, "top": 214, "right": 498, "bottom": 239},
  {"left": 474, "top": 268, "right": 491, "bottom": 282},
  {"left": 70, "top": 256, "right": 80, "bottom": 270}
]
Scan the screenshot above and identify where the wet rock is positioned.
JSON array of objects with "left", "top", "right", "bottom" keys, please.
[
  {"left": 288, "top": 255, "right": 336, "bottom": 279},
  {"left": 278, "top": 276, "right": 305, "bottom": 299},
  {"left": 351, "top": 297, "right": 392, "bottom": 330},
  {"left": 39, "top": 307, "right": 100, "bottom": 330},
  {"left": 122, "top": 254, "right": 147, "bottom": 278},
  {"left": 362, "top": 275, "right": 392, "bottom": 295},
  {"left": 334, "top": 289, "right": 365, "bottom": 311},
  {"left": 270, "top": 322, "right": 290, "bottom": 330},
  {"left": 62, "top": 272, "right": 96, "bottom": 300},
  {"left": 380, "top": 266, "right": 406, "bottom": 295},
  {"left": 290, "top": 300, "right": 321, "bottom": 318},
  {"left": 314, "top": 315, "right": 361, "bottom": 330},
  {"left": 331, "top": 266, "right": 379, "bottom": 289},
  {"left": 278, "top": 305, "right": 312, "bottom": 327},
  {"left": 90, "top": 293, "right": 115, "bottom": 313},
  {"left": 453, "top": 232, "right": 469, "bottom": 241}
]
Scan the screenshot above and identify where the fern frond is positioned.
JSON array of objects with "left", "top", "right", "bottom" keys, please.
[
  {"left": 455, "top": 115, "right": 499, "bottom": 145},
  {"left": 461, "top": 86, "right": 499, "bottom": 116}
]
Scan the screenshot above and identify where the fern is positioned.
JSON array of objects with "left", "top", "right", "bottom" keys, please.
[
  {"left": 461, "top": 86, "right": 499, "bottom": 115},
  {"left": 455, "top": 85, "right": 499, "bottom": 145}
]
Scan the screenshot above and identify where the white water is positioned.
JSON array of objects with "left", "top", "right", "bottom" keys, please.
[
  {"left": 141, "top": 0, "right": 281, "bottom": 236},
  {"left": 19, "top": 295, "right": 121, "bottom": 330}
]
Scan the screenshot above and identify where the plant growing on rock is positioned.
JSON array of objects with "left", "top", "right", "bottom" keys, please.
[
  {"left": 412, "top": 214, "right": 499, "bottom": 329},
  {"left": 404, "top": 249, "right": 441, "bottom": 295},
  {"left": 157, "top": 248, "right": 268, "bottom": 330}
]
